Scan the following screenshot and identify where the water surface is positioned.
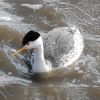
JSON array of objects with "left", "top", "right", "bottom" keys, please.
[{"left": 0, "top": 0, "right": 100, "bottom": 100}]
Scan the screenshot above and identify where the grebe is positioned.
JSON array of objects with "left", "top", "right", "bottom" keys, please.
[{"left": 13, "top": 26, "right": 84, "bottom": 73}]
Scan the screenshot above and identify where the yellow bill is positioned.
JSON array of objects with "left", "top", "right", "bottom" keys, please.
[{"left": 12, "top": 46, "right": 27, "bottom": 56}]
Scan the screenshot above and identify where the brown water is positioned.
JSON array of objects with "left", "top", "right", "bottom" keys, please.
[{"left": 0, "top": 0, "right": 100, "bottom": 100}]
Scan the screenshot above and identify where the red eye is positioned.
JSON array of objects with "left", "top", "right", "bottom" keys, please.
[{"left": 27, "top": 42, "right": 29, "bottom": 45}]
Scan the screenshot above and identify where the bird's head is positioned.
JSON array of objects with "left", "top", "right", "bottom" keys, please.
[
  {"left": 13, "top": 30, "right": 43, "bottom": 56},
  {"left": 22, "top": 30, "right": 43, "bottom": 49}
]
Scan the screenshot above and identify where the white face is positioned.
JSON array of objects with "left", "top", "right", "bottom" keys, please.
[{"left": 25, "top": 36, "right": 43, "bottom": 49}]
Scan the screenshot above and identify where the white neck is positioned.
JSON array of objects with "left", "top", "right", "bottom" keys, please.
[{"left": 31, "top": 43, "right": 51, "bottom": 73}]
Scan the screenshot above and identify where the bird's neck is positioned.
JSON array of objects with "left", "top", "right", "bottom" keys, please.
[
  {"left": 34, "top": 44, "right": 45, "bottom": 64},
  {"left": 31, "top": 44, "right": 51, "bottom": 73}
]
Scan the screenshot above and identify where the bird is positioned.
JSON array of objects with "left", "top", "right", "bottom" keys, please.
[{"left": 13, "top": 26, "right": 84, "bottom": 73}]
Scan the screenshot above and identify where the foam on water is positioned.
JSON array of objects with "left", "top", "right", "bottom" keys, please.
[
  {"left": 0, "top": 17, "right": 11, "bottom": 21},
  {"left": 0, "top": 42, "right": 29, "bottom": 74},
  {"left": 0, "top": 73, "right": 31, "bottom": 86},
  {"left": 21, "top": 4, "right": 43, "bottom": 10}
]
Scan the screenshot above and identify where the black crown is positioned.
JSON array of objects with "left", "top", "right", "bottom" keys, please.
[{"left": 22, "top": 30, "right": 40, "bottom": 46}]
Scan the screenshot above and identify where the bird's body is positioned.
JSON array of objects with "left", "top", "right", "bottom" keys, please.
[
  {"left": 43, "top": 27, "right": 84, "bottom": 68},
  {"left": 14, "top": 26, "right": 84, "bottom": 73}
]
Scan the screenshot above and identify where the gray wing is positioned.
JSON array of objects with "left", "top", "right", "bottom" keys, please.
[{"left": 43, "top": 27, "right": 75, "bottom": 67}]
